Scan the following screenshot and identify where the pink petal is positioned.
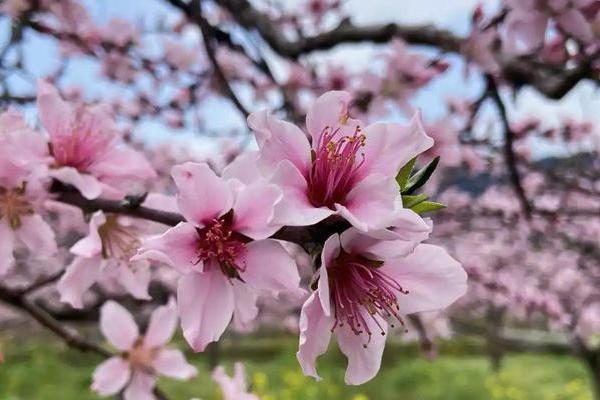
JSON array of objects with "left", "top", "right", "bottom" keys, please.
[
  {"left": 238, "top": 240, "right": 300, "bottom": 294},
  {"left": 221, "top": 151, "right": 262, "bottom": 184},
  {"left": 319, "top": 233, "right": 342, "bottom": 316},
  {"left": 116, "top": 261, "right": 151, "bottom": 301},
  {"left": 123, "top": 371, "right": 156, "bottom": 400},
  {"left": 336, "top": 313, "right": 387, "bottom": 385},
  {"left": 248, "top": 110, "right": 311, "bottom": 176},
  {"left": 100, "top": 301, "right": 139, "bottom": 351},
  {"left": 335, "top": 174, "right": 400, "bottom": 232},
  {"left": 380, "top": 244, "right": 467, "bottom": 315},
  {"left": 36, "top": 79, "right": 75, "bottom": 140},
  {"left": 232, "top": 280, "right": 259, "bottom": 330},
  {"left": 305, "top": 91, "right": 361, "bottom": 142},
  {"left": 91, "top": 356, "right": 131, "bottom": 396},
  {"left": 134, "top": 222, "right": 200, "bottom": 274},
  {"left": 231, "top": 181, "right": 282, "bottom": 240},
  {"left": 89, "top": 146, "right": 156, "bottom": 181},
  {"left": 144, "top": 298, "right": 178, "bottom": 348},
  {"left": 177, "top": 268, "right": 234, "bottom": 351},
  {"left": 57, "top": 256, "right": 101, "bottom": 309},
  {"left": 49, "top": 167, "right": 103, "bottom": 200},
  {"left": 152, "top": 349, "right": 197, "bottom": 380},
  {"left": 270, "top": 160, "right": 335, "bottom": 226},
  {"left": 171, "top": 162, "right": 233, "bottom": 226},
  {"left": 70, "top": 211, "right": 105, "bottom": 257},
  {"left": 296, "top": 292, "right": 333, "bottom": 380},
  {"left": 340, "top": 210, "right": 430, "bottom": 260},
  {"left": 360, "top": 112, "right": 434, "bottom": 179},
  {"left": 0, "top": 222, "right": 15, "bottom": 275}
]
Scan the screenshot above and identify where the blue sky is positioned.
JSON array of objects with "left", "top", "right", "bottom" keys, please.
[{"left": 2, "top": 0, "right": 596, "bottom": 158}]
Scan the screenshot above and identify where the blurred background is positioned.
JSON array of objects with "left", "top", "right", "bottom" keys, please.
[{"left": 0, "top": 0, "right": 599, "bottom": 399}]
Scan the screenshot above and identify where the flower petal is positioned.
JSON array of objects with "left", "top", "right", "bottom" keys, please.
[
  {"left": 134, "top": 222, "right": 200, "bottom": 274},
  {"left": 116, "top": 260, "right": 151, "bottom": 300},
  {"left": 319, "top": 233, "right": 342, "bottom": 316},
  {"left": 306, "top": 91, "right": 361, "bottom": 143},
  {"left": 171, "top": 162, "right": 233, "bottom": 226},
  {"left": 91, "top": 356, "right": 131, "bottom": 396},
  {"left": 0, "top": 222, "right": 15, "bottom": 275},
  {"left": 238, "top": 240, "right": 300, "bottom": 294},
  {"left": 57, "top": 256, "right": 101, "bottom": 309},
  {"left": 70, "top": 211, "right": 105, "bottom": 257},
  {"left": 177, "top": 268, "right": 234, "bottom": 352},
  {"left": 270, "top": 160, "right": 335, "bottom": 226},
  {"left": 100, "top": 301, "right": 139, "bottom": 351},
  {"left": 152, "top": 349, "right": 197, "bottom": 380},
  {"left": 49, "top": 167, "right": 103, "bottom": 200},
  {"left": 123, "top": 371, "right": 156, "bottom": 400},
  {"left": 380, "top": 244, "right": 467, "bottom": 315},
  {"left": 248, "top": 110, "right": 311, "bottom": 176},
  {"left": 232, "top": 280, "right": 259, "bottom": 330},
  {"left": 335, "top": 174, "right": 399, "bottom": 232},
  {"left": 296, "top": 292, "right": 333, "bottom": 381},
  {"left": 144, "top": 298, "right": 178, "bottom": 349},
  {"left": 231, "top": 181, "right": 282, "bottom": 240},
  {"left": 89, "top": 146, "right": 156, "bottom": 181},
  {"left": 15, "top": 214, "right": 57, "bottom": 257},
  {"left": 360, "top": 111, "right": 433, "bottom": 179},
  {"left": 36, "top": 79, "right": 75, "bottom": 140},
  {"left": 222, "top": 151, "right": 263, "bottom": 184},
  {"left": 336, "top": 313, "right": 387, "bottom": 385}
]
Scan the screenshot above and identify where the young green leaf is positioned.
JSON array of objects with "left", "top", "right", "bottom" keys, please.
[
  {"left": 402, "top": 193, "right": 428, "bottom": 208},
  {"left": 396, "top": 156, "right": 417, "bottom": 191},
  {"left": 402, "top": 156, "right": 440, "bottom": 195},
  {"left": 410, "top": 201, "right": 446, "bottom": 215}
]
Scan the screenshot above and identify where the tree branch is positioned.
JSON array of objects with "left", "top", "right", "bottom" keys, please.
[{"left": 486, "top": 75, "right": 532, "bottom": 218}]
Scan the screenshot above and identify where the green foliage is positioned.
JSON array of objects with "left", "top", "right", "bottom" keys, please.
[
  {"left": 396, "top": 157, "right": 417, "bottom": 191},
  {"left": 410, "top": 201, "right": 446, "bottom": 215},
  {"left": 0, "top": 334, "right": 594, "bottom": 400},
  {"left": 402, "top": 156, "right": 440, "bottom": 195}
]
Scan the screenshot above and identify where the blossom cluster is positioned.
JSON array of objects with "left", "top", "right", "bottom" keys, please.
[{"left": 0, "top": 82, "right": 466, "bottom": 392}]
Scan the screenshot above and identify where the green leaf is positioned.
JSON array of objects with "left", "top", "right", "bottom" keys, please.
[
  {"left": 411, "top": 201, "right": 446, "bottom": 215},
  {"left": 402, "top": 156, "right": 440, "bottom": 195},
  {"left": 396, "top": 156, "right": 417, "bottom": 191},
  {"left": 402, "top": 194, "right": 428, "bottom": 209}
]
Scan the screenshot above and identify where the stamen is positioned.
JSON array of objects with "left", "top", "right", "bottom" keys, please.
[
  {"left": 0, "top": 186, "right": 34, "bottom": 229},
  {"left": 194, "top": 213, "right": 248, "bottom": 280},
  {"left": 307, "top": 125, "right": 365, "bottom": 209},
  {"left": 327, "top": 251, "right": 409, "bottom": 345}
]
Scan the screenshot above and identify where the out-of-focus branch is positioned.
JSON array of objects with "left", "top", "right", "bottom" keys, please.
[
  {"left": 209, "top": 0, "right": 597, "bottom": 99},
  {"left": 486, "top": 75, "right": 532, "bottom": 219},
  {"left": 0, "top": 284, "right": 111, "bottom": 357},
  {"left": 167, "top": 0, "right": 249, "bottom": 119}
]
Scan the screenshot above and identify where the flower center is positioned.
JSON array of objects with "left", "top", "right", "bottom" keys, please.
[
  {"left": 97, "top": 215, "right": 141, "bottom": 261},
  {"left": 194, "top": 212, "right": 248, "bottom": 280},
  {"left": 307, "top": 125, "right": 365, "bottom": 209},
  {"left": 327, "top": 251, "right": 409, "bottom": 345},
  {"left": 126, "top": 337, "right": 156, "bottom": 372},
  {"left": 0, "top": 186, "right": 33, "bottom": 230}
]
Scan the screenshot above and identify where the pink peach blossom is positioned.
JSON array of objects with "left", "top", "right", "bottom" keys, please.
[
  {"left": 297, "top": 228, "right": 466, "bottom": 384},
  {"left": 249, "top": 91, "right": 433, "bottom": 232},
  {"left": 135, "top": 162, "right": 301, "bottom": 351},
  {"left": 0, "top": 109, "right": 56, "bottom": 275},
  {"left": 92, "top": 300, "right": 197, "bottom": 400},
  {"left": 57, "top": 211, "right": 152, "bottom": 308},
  {"left": 37, "top": 80, "right": 155, "bottom": 199}
]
